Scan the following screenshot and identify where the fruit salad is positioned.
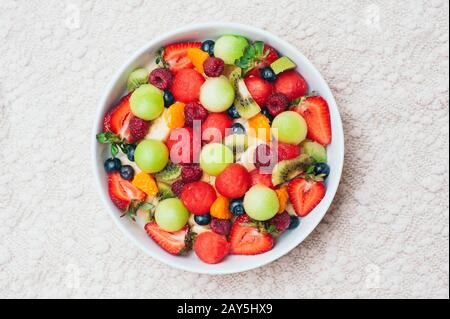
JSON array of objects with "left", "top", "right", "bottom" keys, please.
[{"left": 96, "top": 35, "right": 333, "bottom": 264}]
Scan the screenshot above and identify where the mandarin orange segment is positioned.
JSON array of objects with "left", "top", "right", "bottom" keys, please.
[
  {"left": 210, "top": 196, "right": 233, "bottom": 220},
  {"left": 248, "top": 112, "right": 271, "bottom": 142},
  {"left": 187, "top": 48, "right": 210, "bottom": 74},
  {"left": 164, "top": 102, "right": 185, "bottom": 129},
  {"left": 275, "top": 186, "right": 289, "bottom": 214},
  {"left": 132, "top": 172, "right": 159, "bottom": 197}
]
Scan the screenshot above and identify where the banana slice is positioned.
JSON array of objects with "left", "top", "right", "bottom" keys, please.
[
  {"left": 145, "top": 109, "right": 171, "bottom": 142},
  {"left": 236, "top": 138, "right": 266, "bottom": 171},
  {"left": 188, "top": 214, "right": 211, "bottom": 235}
]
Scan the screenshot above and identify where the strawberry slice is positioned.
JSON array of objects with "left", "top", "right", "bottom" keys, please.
[
  {"left": 262, "top": 44, "right": 279, "bottom": 65},
  {"left": 108, "top": 172, "right": 146, "bottom": 210},
  {"left": 293, "top": 96, "right": 332, "bottom": 145},
  {"left": 229, "top": 215, "right": 274, "bottom": 255},
  {"left": 145, "top": 222, "right": 189, "bottom": 255},
  {"left": 163, "top": 42, "right": 202, "bottom": 74},
  {"left": 288, "top": 178, "right": 326, "bottom": 217},
  {"left": 103, "top": 93, "right": 133, "bottom": 141}
]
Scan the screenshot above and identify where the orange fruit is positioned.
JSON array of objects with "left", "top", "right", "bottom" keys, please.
[
  {"left": 248, "top": 113, "right": 271, "bottom": 142},
  {"left": 275, "top": 186, "right": 289, "bottom": 214},
  {"left": 210, "top": 196, "right": 233, "bottom": 220},
  {"left": 132, "top": 172, "right": 158, "bottom": 197},
  {"left": 187, "top": 48, "right": 209, "bottom": 74},
  {"left": 164, "top": 102, "right": 185, "bottom": 129}
]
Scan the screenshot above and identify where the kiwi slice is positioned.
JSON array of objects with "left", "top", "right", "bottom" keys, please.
[
  {"left": 233, "top": 78, "right": 261, "bottom": 119},
  {"left": 224, "top": 134, "right": 248, "bottom": 154},
  {"left": 155, "top": 162, "right": 181, "bottom": 183},
  {"left": 157, "top": 182, "right": 175, "bottom": 200},
  {"left": 127, "top": 68, "right": 149, "bottom": 92},
  {"left": 270, "top": 56, "right": 296, "bottom": 75},
  {"left": 225, "top": 66, "right": 242, "bottom": 81},
  {"left": 272, "top": 154, "right": 313, "bottom": 186},
  {"left": 301, "top": 141, "right": 327, "bottom": 163}
]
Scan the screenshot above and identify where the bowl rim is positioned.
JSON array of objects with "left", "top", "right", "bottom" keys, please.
[{"left": 91, "top": 22, "right": 345, "bottom": 275}]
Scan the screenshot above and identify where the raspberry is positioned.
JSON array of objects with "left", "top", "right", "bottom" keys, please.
[
  {"left": 203, "top": 57, "right": 225, "bottom": 77},
  {"left": 149, "top": 68, "right": 173, "bottom": 90},
  {"left": 184, "top": 102, "right": 208, "bottom": 126},
  {"left": 254, "top": 144, "right": 276, "bottom": 169},
  {"left": 181, "top": 164, "right": 203, "bottom": 183},
  {"left": 128, "top": 116, "right": 150, "bottom": 142},
  {"left": 269, "top": 211, "right": 290, "bottom": 232},
  {"left": 171, "top": 180, "right": 186, "bottom": 197},
  {"left": 210, "top": 218, "right": 231, "bottom": 236},
  {"left": 265, "top": 93, "right": 289, "bottom": 116}
]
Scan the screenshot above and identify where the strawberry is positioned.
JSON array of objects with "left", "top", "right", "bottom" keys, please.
[
  {"left": 194, "top": 231, "right": 230, "bottom": 264},
  {"left": 244, "top": 76, "right": 273, "bottom": 107},
  {"left": 215, "top": 164, "right": 250, "bottom": 199},
  {"left": 276, "top": 142, "right": 300, "bottom": 161},
  {"left": 229, "top": 215, "right": 274, "bottom": 255},
  {"left": 145, "top": 222, "right": 189, "bottom": 255},
  {"left": 108, "top": 172, "right": 146, "bottom": 210},
  {"left": 201, "top": 113, "right": 232, "bottom": 143},
  {"left": 288, "top": 178, "right": 326, "bottom": 217},
  {"left": 274, "top": 70, "right": 308, "bottom": 101},
  {"left": 292, "top": 96, "right": 332, "bottom": 145},
  {"left": 163, "top": 42, "right": 202, "bottom": 74},
  {"left": 262, "top": 44, "right": 279, "bottom": 65},
  {"left": 171, "top": 68, "right": 205, "bottom": 103},
  {"left": 103, "top": 93, "right": 133, "bottom": 141},
  {"left": 249, "top": 169, "right": 275, "bottom": 189}
]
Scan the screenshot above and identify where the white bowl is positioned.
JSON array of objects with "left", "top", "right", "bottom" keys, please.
[{"left": 91, "top": 23, "right": 344, "bottom": 275}]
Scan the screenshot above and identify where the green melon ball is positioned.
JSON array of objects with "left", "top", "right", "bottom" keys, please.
[
  {"left": 200, "top": 76, "right": 235, "bottom": 112},
  {"left": 130, "top": 84, "right": 164, "bottom": 120},
  {"left": 214, "top": 35, "right": 249, "bottom": 65},
  {"left": 271, "top": 111, "right": 307, "bottom": 145},
  {"left": 243, "top": 185, "right": 279, "bottom": 221},
  {"left": 200, "top": 143, "right": 234, "bottom": 176},
  {"left": 134, "top": 139, "right": 169, "bottom": 173},
  {"left": 155, "top": 198, "right": 189, "bottom": 232}
]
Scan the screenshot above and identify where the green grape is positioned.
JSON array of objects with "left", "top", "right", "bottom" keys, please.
[
  {"left": 214, "top": 35, "right": 249, "bottom": 65},
  {"left": 243, "top": 185, "right": 279, "bottom": 221},
  {"left": 155, "top": 198, "right": 189, "bottom": 232},
  {"left": 200, "top": 76, "right": 235, "bottom": 113},
  {"left": 271, "top": 111, "right": 307, "bottom": 145},
  {"left": 127, "top": 68, "right": 149, "bottom": 92},
  {"left": 130, "top": 84, "right": 164, "bottom": 121},
  {"left": 200, "top": 143, "right": 234, "bottom": 176},
  {"left": 134, "top": 139, "right": 169, "bottom": 173}
]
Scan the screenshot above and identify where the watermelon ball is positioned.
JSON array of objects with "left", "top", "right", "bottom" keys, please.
[{"left": 215, "top": 163, "right": 250, "bottom": 199}]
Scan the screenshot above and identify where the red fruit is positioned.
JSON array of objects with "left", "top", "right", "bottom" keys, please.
[
  {"left": 288, "top": 178, "right": 326, "bottom": 217},
  {"left": 171, "top": 180, "right": 186, "bottom": 197},
  {"left": 249, "top": 169, "right": 275, "bottom": 189},
  {"left": 210, "top": 218, "right": 231, "bottom": 236},
  {"left": 265, "top": 93, "right": 289, "bottom": 116},
  {"left": 163, "top": 42, "right": 202, "bottom": 73},
  {"left": 108, "top": 172, "right": 146, "bottom": 210},
  {"left": 215, "top": 164, "right": 250, "bottom": 199},
  {"left": 254, "top": 144, "right": 276, "bottom": 169},
  {"left": 128, "top": 116, "right": 150, "bottom": 143},
  {"left": 166, "top": 127, "right": 201, "bottom": 164},
  {"left": 229, "top": 215, "right": 274, "bottom": 255},
  {"left": 274, "top": 70, "right": 308, "bottom": 101},
  {"left": 262, "top": 44, "right": 279, "bottom": 65},
  {"left": 184, "top": 102, "right": 208, "bottom": 127},
  {"left": 181, "top": 164, "right": 203, "bottom": 183},
  {"left": 194, "top": 231, "right": 230, "bottom": 264},
  {"left": 145, "top": 222, "right": 189, "bottom": 255},
  {"left": 276, "top": 142, "right": 300, "bottom": 161},
  {"left": 103, "top": 93, "right": 133, "bottom": 141},
  {"left": 269, "top": 211, "right": 291, "bottom": 232},
  {"left": 201, "top": 113, "right": 232, "bottom": 143},
  {"left": 244, "top": 76, "right": 273, "bottom": 107},
  {"left": 149, "top": 68, "right": 173, "bottom": 90},
  {"left": 171, "top": 68, "right": 205, "bottom": 103},
  {"left": 292, "top": 96, "right": 332, "bottom": 145},
  {"left": 203, "top": 57, "right": 225, "bottom": 77},
  {"left": 180, "top": 181, "right": 217, "bottom": 215}
]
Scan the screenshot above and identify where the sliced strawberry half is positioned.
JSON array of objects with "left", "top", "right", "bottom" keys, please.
[
  {"left": 292, "top": 96, "right": 332, "bottom": 145},
  {"left": 103, "top": 93, "right": 133, "bottom": 141},
  {"left": 163, "top": 42, "right": 202, "bottom": 74},
  {"left": 288, "top": 178, "right": 326, "bottom": 217},
  {"left": 145, "top": 222, "right": 189, "bottom": 255},
  {"left": 108, "top": 172, "right": 146, "bottom": 210},
  {"left": 229, "top": 215, "right": 274, "bottom": 255},
  {"left": 262, "top": 44, "right": 279, "bottom": 65}
]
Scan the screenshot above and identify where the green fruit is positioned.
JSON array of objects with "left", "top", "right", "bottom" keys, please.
[
  {"left": 233, "top": 78, "right": 261, "bottom": 119},
  {"left": 243, "top": 185, "right": 279, "bottom": 221},
  {"left": 301, "top": 141, "right": 327, "bottom": 163},
  {"left": 127, "top": 68, "right": 149, "bottom": 92},
  {"left": 272, "top": 154, "right": 313, "bottom": 186},
  {"left": 130, "top": 84, "right": 164, "bottom": 121},
  {"left": 214, "top": 35, "right": 249, "bottom": 65},
  {"left": 228, "top": 66, "right": 242, "bottom": 83},
  {"left": 155, "top": 162, "right": 182, "bottom": 183},
  {"left": 157, "top": 182, "right": 175, "bottom": 200},
  {"left": 200, "top": 76, "right": 235, "bottom": 112},
  {"left": 200, "top": 143, "right": 234, "bottom": 176},
  {"left": 271, "top": 111, "right": 307, "bottom": 144},
  {"left": 224, "top": 134, "right": 248, "bottom": 154},
  {"left": 270, "top": 56, "right": 296, "bottom": 75},
  {"left": 135, "top": 139, "right": 169, "bottom": 173},
  {"left": 155, "top": 198, "right": 189, "bottom": 232}
]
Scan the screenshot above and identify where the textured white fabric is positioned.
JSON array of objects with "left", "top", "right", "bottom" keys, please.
[{"left": 0, "top": 0, "right": 448, "bottom": 299}]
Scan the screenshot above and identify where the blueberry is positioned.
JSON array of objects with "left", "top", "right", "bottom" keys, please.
[
  {"left": 261, "top": 108, "right": 274, "bottom": 122},
  {"left": 127, "top": 144, "right": 136, "bottom": 162},
  {"left": 313, "top": 162, "right": 330, "bottom": 178},
  {"left": 227, "top": 105, "right": 241, "bottom": 119},
  {"left": 231, "top": 123, "right": 245, "bottom": 135},
  {"left": 163, "top": 90, "right": 175, "bottom": 107},
  {"left": 288, "top": 216, "right": 300, "bottom": 230},
  {"left": 120, "top": 165, "right": 135, "bottom": 180},
  {"left": 194, "top": 213, "right": 211, "bottom": 226},
  {"left": 230, "top": 199, "right": 245, "bottom": 216},
  {"left": 260, "top": 67, "right": 277, "bottom": 82},
  {"left": 201, "top": 40, "right": 215, "bottom": 56},
  {"left": 104, "top": 158, "right": 121, "bottom": 173}
]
